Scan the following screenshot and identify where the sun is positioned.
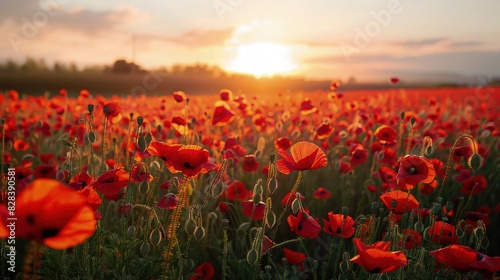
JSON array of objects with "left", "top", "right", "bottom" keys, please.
[{"left": 226, "top": 42, "right": 297, "bottom": 78}]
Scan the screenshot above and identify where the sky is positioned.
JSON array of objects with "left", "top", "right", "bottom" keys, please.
[{"left": 2, "top": 0, "right": 500, "bottom": 82}]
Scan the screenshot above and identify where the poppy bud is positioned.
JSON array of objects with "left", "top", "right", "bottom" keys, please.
[
  {"left": 432, "top": 203, "right": 442, "bottom": 214},
  {"left": 342, "top": 207, "right": 349, "bottom": 216},
  {"left": 269, "top": 153, "right": 276, "bottom": 164},
  {"left": 194, "top": 226, "right": 205, "bottom": 241},
  {"left": 410, "top": 117, "right": 416, "bottom": 127},
  {"left": 3, "top": 163, "right": 11, "bottom": 173},
  {"left": 126, "top": 226, "right": 136, "bottom": 239},
  {"left": 267, "top": 178, "right": 278, "bottom": 194},
  {"left": 400, "top": 112, "right": 405, "bottom": 120},
  {"left": 87, "top": 104, "right": 94, "bottom": 114},
  {"left": 137, "top": 116, "right": 144, "bottom": 126},
  {"left": 103, "top": 105, "right": 109, "bottom": 115},
  {"left": 391, "top": 200, "right": 398, "bottom": 211},
  {"left": 222, "top": 219, "right": 229, "bottom": 229},
  {"left": 468, "top": 153, "right": 483, "bottom": 173},
  {"left": 445, "top": 201, "right": 454, "bottom": 213},
  {"left": 371, "top": 202, "right": 379, "bottom": 213}
]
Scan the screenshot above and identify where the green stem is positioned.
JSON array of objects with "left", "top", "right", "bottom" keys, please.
[{"left": 270, "top": 171, "right": 302, "bottom": 242}]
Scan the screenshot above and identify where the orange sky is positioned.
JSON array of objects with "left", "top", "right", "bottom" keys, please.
[{"left": 2, "top": 1, "right": 500, "bottom": 82}]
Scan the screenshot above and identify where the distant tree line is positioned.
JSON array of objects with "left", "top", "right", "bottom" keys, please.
[{"left": 0, "top": 57, "right": 238, "bottom": 78}]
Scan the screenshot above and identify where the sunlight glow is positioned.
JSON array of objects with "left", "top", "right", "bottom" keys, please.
[{"left": 226, "top": 42, "right": 297, "bottom": 78}]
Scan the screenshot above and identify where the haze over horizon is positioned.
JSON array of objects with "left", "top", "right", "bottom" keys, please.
[{"left": 2, "top": 1, "right": 500, "bottom": 82}]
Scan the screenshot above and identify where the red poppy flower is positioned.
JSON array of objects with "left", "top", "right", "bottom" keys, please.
[
  {"left": 315, "top": 123, "right": 334, "bottom": 140},
  {"left": 76, "top": 186, "right": 102, "bottom": 211},
  {"left": 276, "top": 141, "right": 328, "bottom": 174},
  {"left": 274, "top": 137, "right": 292, "bottom": 151},
  {"left": 396, "top": 155, "right": 436, "bottom": 190},
  {"left": 242, "top": 200, "right": 265, "bottom": 220},
  {"left": 223, "top": 181, "right": 252, "bottom": 201},
  {"left": 34, "top": 164, "right": 58, "bottom": 179},
  {"left": 350, "top": 145, "right": 368, "bottom": 167},
  {"left": 89, "top": 168, "right": 129, "bottom": 197},
  {"left": 242, "top": 154, "right": 259, "bottom": 172},
  {"left": 147, "top": 142, "right": 183, "bottom": 173},
  {"left": 322, "top": 212, "right": 355, "bottom": 238},
  {"left": 452, "top": 145, "right": 473, "bottom": 162},
  {"left": 13, "top": 139, "right": 30, "bottom": 151},
  {"left": 350, "top": 238, "right": 407, "bottom": 274},
  {"left": 283, "top": 248, "right": 307, "bottom": 271},
  {"left": 103, "top": 102, "right": 122, "bottom": 124},
  {"left": 219, "top": 89, "right": 233, "bottom": 101},
  {"left": 212, "top": 101, "right": 235, "bottom": 126},
  {"left": 398, "top": 229, "right": 421, "bottom": 250},
  {"left": 461, "top": 175, "right": 488, "bottom": 195},
  {"left": 0, "top": 179, "right": 96, "bottom": 249},
  {"left": 374, "top": 125, "right": 397, "bottom": 144},
  {"left": 300, "top": 99, "right": 317, "bottom": 115},
  {"left": 189, "top": 262, "right": 215, "bottom": 280},
  {"left": 430, "top": 245, "right": 500, "bottom": 273},
  {"left": 173, "top": 91, "right": 187, "bottom": 103},
  {"left": 157, "top": 193, "right": 178, "bottom": 209},
  {"left": 313, "top": 187, "right": 330, "bottom": 199},
  {"left": 420, "top": 179, "right": 438, "bottom": 195},
  {"left": 380, "top": 190, "right": 419, "bottom": 214},
  {"left": 171, "top": 145, "right": 216, "bottom": 177},
  {"left": 130, "top": 164, "right": 153, "bottom": 183},
  {"left": 464, "top": 210, "right": 491, "bottom": 230},
  {"left": 428, "top": 221, "right": 459, "bottom": 245},
  {"left": 218, "top": 202, "right": 230, "bottom": 213},
  {"left": 379, "top": 166, "right": 397, "bottom": 183},
  {"left": 69, "top": 172, "right": 93, "bottom": 190},
  {"left": 390, "top": 77, "right": 399, "bottom": 84},
  {"left": 287, "top": 210, "right": 321, "bottom": 239}
]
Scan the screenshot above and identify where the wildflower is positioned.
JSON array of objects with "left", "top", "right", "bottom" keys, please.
[
  {"left": 0, "top": 179, "right": 96, "bottom": 249},
  {"left": 396, "top": 155, "right": 436, "bottom": 190},
  {"left": 276, "top": 141, "right": 327, "bottom": 174},
  {"left": 300, "top": 99, "right": 317, "bottom": 115},
  {"left": 157, "top": 193, "right": 178, "bottom": 209},
  {"left": 173, "top": 91, "right": 187, "bottom": 103},
  {"left": 428, "top": 221, "right": 459, "bottom": 245},
  {"left": 223, "top": 181, "right": 252, "bottom": 201},
  {"left": 147, "top": 142, "right": 183, "bottom": 173},
  {"left": 374, "top": 125, "right": 397, "bottom": 144},
  {"left": 350, "top": 238, "right": 407, "bottom": 273},
  {"left": 219, "top": 89, "right": 233, "bottom": 101},
  {"left": 287, "top": 210, "right": 321, "bottom": 239},
  {"left": 380, "top": 190, "right": 419, "bottom": 214},
  {"left": 430, "top": 245, "right": 500, "bottom": 273},
  {"left": 313, "top": 187, "right": 330, "bottom": 200},
  {"left": 398, "top": 229, "right": 422, "bottom": 250},
  {"left": 170, "top": 145, "right": 216, "bottom": 177},
  {"left": 322, "top": 212, "right": 355, "bottom": 238},
  {"left": 242, "top": 200, "right": 265, "bottom": 220},
  {"left": 461, "top": 175, "right": 487, "bottom": 195},
  {"left": 242, "top": 154, "right": 259, "bottom": 172},
  {"left": 283, "top": 248, "right": 307, "bottom": 271},
  {"left": 103, "top": 102, "right": 122, "bottom": 124},
  {"left": 274, "top": 137, "right": 292, "bottom": 151},
  {"left": 189, "top": 262, "right": 215, "bottom": 280},
  {"left": 89, "top": 168, "right": 129, "bottom": 197},
  {"left": 212, "top": 101, "right": 235, "bottom": 126}
]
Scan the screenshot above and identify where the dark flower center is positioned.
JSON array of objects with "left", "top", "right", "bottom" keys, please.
[
  {"left": 184, "top": 162, "right": 194, "bottom": 169},
  {"left": 407, "top": 166, "right": 418, "bottom": 175},
  {"left": 104, "top": 178, "right": 115, "bottom": 183},
  {"left": 27, "top": 214, "right": 35, "bottom": 225},
  {"left": 42, "top": 228, "right": 60, "bottom": 239},
  {"left": 369, "top": 267, "right": 381, "bottom": 273},
  {"left": 161, "top": 156, "right": 167, "bottom": 161}
]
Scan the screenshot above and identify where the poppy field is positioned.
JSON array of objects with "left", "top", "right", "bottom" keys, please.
[{"left": 0, "top": 85, "right": 500, "bottom": 279}]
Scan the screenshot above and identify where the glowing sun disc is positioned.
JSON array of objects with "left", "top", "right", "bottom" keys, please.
[{"left": 227, "top": 42, "right": 296, "bottom": 77}]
